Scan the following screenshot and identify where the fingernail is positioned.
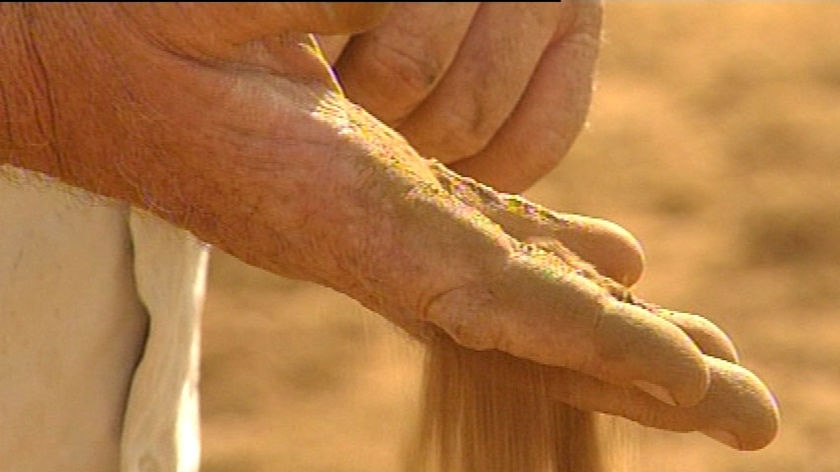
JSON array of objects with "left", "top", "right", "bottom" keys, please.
[
  {"left": 632, "top": 380, "right": 677, "bottom": 406},
  {"left": 702, "top": 428, "right": 742, "bottom": 450}
]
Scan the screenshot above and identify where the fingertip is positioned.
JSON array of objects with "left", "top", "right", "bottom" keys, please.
[
  {"left": 665, "top": 311, "right": 740, "bottom": 363},
  {"left": 702, "top": 428, "right": 743, "bottom": 450},
  {"left": 547, "top": 214, "right": 645, "bottom": 287},
  {"left": 586, "top": 217, "right": 646, "bottom": 286},
  {"left": 596, "top": 302, "right": 710, "bottom": 407},
  {"left": 703, "top": 356, "right": 781, "bottom": 451}
]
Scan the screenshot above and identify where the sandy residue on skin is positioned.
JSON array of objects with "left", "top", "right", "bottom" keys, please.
[{"left": 200, "top": 4, "right": 840, "bottom": 471}]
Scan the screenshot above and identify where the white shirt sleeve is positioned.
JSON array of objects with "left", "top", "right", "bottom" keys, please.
[{"left": 0, "top": 165, "right": 209, "bottom": 472}]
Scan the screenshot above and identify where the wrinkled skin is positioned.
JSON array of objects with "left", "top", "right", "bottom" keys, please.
[
  {"left": 0, "top": 2, "right": 778, "bottom": 450},
  {"left": 319, "top": 2, "right": 601, "bottom": 192}
]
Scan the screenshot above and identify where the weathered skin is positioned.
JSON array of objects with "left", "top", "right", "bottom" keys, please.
[
  {"left": 0, "top": 2, "right": 778, "bottom": 452},
  {"left": 324, "top": 2, "right": 603, "bottom": 191},
  {"left": 427, "top": 161, "right": 778, "bottom": 451}
]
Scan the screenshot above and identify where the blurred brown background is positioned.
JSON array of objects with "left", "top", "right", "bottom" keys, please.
[{"left": 199, "top": 3, "right": 840, "bottom": 471}]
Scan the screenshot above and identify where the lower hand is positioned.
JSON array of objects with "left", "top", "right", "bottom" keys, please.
[{"left": 2, "top": 2, "right": 778, "bottom": 451}]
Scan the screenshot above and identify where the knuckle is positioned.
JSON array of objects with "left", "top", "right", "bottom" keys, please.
[
  {"left": 443, "top": 316, "right": 495, "bottom": 351},
  {"left": 589, "top": 301, "right": 628, "bottom": 363},
  {"left": 423, "top": 284, "right": 501, "bottom": 352},
  {"left": 408, "top": 93, "right": 501, "bottom": 160},
  {"left": 357, "top": 41, "right": 444, "bottom": 120},
  {"left": 376, "top": 43, "right": 442, "bottom": 96},
  {"left": 434, "top": 102, "right": 499, "bottom": 157}
]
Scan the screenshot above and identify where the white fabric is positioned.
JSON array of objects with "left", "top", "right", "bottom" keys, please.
[{"left": 0, "top": 165, "right": 208, "bottom": 471}]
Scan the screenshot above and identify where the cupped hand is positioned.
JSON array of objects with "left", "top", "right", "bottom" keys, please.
[
  {"left": 319, "top": 2, "right": 602, "bottom": 192},
  {"left": 3, "top": 2, "right": 777, "bottom": 451}
]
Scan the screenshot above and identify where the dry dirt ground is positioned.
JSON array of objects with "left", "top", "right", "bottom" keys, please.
[{"left": 199, "top": 3, "right": 840, "bottom": 471}]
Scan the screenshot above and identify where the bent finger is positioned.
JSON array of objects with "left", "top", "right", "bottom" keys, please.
[
  {"left": 658, "top": 310, "right": 739, "bottom": 363},
  {"left": 397, "top": 2, "right": 566, "bottom": 160},
  {"left": 434, "top": 329, "right": 778, "bottom": 451},
  {"left": 427, "top": 162, "right": 744, "bottom": 371},
  {"left": 334, "top": 3, "right": 479, "bottom": 124},
  {"left": 450, "top": 0, "right": 602, "bottom": 192},
  {"left": 545, "top": 355, "right": 779, "bottom": 451},
  {"left": 522, "top": 214, "right": 645, "bottom": 287}
]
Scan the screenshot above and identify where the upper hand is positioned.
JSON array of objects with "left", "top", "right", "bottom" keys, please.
[{"left": 319, "top": 2, "right": 602, "bottom": 192}]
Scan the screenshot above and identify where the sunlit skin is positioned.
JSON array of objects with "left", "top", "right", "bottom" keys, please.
[{"left": 0, "top": 2, "right": 778, "bottom": 452}]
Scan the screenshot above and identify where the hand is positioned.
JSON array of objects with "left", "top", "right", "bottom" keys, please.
[
  {"left": 1, "top": 3, "right": 777, "bottom": 450},
  {"left": 318, "top": 2, "right": 602, "bottom": 192}
]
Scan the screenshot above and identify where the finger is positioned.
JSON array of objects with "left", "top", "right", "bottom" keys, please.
[
  {"left": 533, "top": 238, "right": 739, "bottom": 365},
  {"left": 426, "top": 163, "right": 743, "bottom": 368},
  {"left": 396, "top": 3, "right": 568, "bottom": 160},
  {"left": 524, "top": 217, "right": 644, "bottom": 288},
  {"left": 549, "top": 356, "right": 779, "bottom": 451},
  {"left": 696, "top": 356, "right": 780, "bottom": 450},
  {"left": 450, "top": 0, "right": 603, "bottom": 192},
  {"left": 429, "top": 161, "right": 645, "bottom": 286},
  {"left": 333, "top": 3, "right": 480, "bottom": 124},
  {"left": 430, "top": 161, "right": 736, "bottom": 401},
  {"left": 424, "top": 252, "right": 711, "bottom": 408},
  {"left": 659, "top": 310, "right": 739, "bottom": 363},
  {"left": 530, "top": 241, "right": 739, "bottom": 365},
  {"left": 454, "top": 345, "right": 779, "bottom": 451}
]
